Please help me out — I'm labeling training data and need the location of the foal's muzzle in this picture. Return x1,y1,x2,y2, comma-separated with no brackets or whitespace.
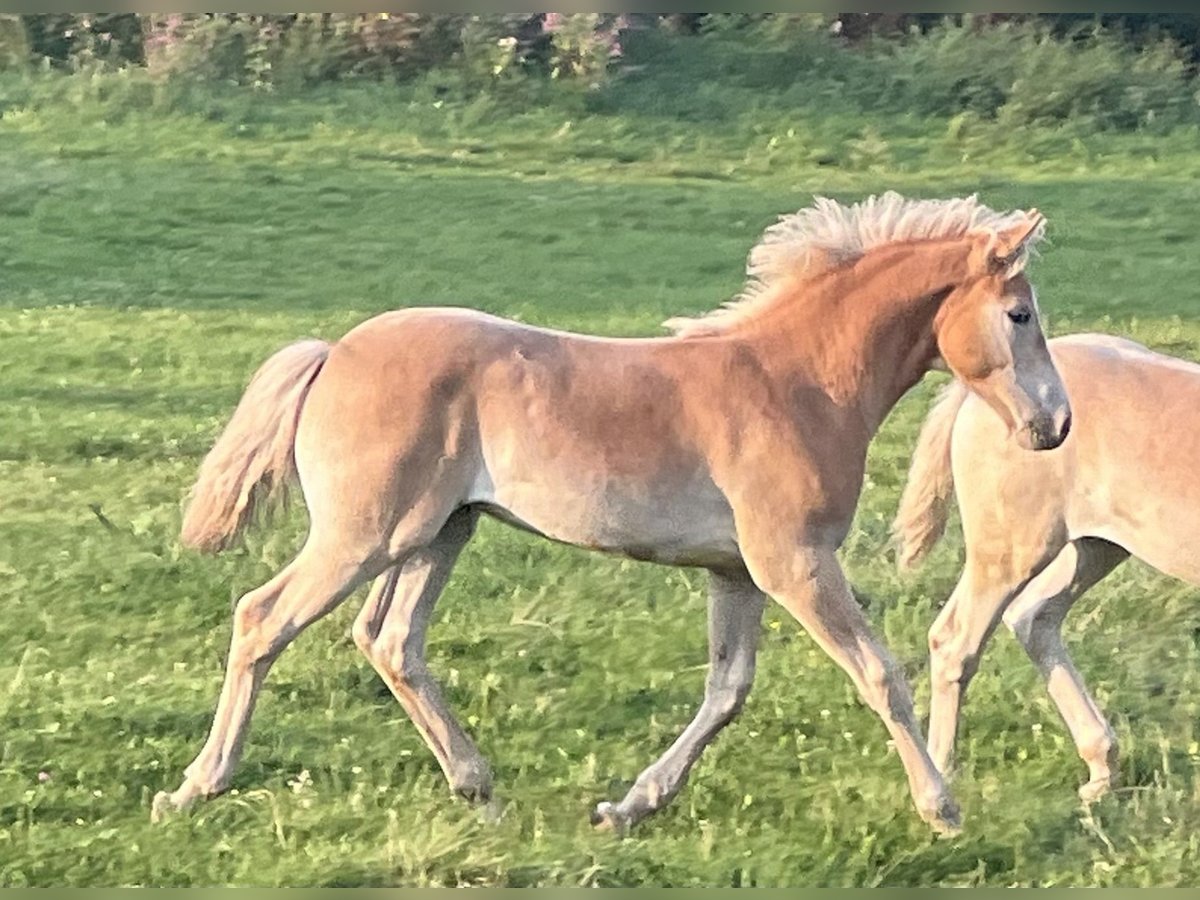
1022,406,1072,451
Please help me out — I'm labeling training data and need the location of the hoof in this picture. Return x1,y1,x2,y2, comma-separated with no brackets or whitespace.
450,763,494,806
150,789,193,824
477,796,504,825
919,794,962,837
590,801,632,836
1079,776,1113,804
455,783,492,806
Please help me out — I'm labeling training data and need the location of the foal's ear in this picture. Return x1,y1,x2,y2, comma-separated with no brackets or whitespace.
970,210,1046,275
993,210,1046,260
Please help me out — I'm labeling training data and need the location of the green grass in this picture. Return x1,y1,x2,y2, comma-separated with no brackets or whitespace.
4,85,1200,886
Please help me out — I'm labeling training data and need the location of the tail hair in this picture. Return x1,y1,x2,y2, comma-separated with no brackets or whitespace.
180,340,330,553
892,381,967,571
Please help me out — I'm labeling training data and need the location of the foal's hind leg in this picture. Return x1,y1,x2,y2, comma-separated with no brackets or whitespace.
591,569,766,832
352,509,493,804
1001,538,1128,802
152,537,385,821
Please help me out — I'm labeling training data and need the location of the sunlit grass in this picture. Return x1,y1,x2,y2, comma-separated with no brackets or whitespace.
2,86,1200,886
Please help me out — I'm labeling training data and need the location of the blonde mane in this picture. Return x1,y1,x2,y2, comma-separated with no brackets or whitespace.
664,191,1044,337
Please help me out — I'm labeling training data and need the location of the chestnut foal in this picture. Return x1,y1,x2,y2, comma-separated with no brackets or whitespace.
154,193,1067,834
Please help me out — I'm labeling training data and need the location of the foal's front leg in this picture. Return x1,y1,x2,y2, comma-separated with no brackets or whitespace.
592,570,766,832
748,544,960,834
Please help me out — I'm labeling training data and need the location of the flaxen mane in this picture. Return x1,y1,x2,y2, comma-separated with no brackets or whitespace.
664,191,1045,337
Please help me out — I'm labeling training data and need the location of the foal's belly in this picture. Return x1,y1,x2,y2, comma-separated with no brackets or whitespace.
468,464,742,570
1057,398,1200,582
1075,484,1200,585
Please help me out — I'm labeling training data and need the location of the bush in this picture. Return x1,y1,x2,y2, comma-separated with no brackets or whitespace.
140,14,472,89
20,13,142,69
888,18,1200,131
13,14,623,92
0,15,30,70
2,13,1198,135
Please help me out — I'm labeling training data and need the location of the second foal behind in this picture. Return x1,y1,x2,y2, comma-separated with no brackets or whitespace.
896,333,1200,802
154,193,1069,834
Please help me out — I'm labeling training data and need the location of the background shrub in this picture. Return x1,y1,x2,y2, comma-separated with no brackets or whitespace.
1,13,1197,135
889,18,1198,131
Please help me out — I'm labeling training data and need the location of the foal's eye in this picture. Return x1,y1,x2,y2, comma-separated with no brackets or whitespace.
1007,307,1032,325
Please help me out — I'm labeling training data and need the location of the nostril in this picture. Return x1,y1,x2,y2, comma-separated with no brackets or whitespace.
1027,412,1069,451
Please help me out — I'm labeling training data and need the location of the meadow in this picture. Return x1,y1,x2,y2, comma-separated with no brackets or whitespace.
3,71,1200,886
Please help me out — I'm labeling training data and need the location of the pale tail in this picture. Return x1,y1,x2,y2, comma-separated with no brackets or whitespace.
892,381,968,570
180,340,330,553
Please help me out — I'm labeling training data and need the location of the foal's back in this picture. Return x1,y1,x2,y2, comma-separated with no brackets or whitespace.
298,307,764,569
954,333,1200,581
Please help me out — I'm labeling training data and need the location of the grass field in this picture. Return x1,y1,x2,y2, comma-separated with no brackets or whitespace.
3,85,1200,887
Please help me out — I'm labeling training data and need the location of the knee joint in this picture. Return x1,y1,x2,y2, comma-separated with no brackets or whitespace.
716,681,752,720
231,594,281,663
709,665,754,719
378,636,425,686
928,635,976,687
1082,729,1118,766
351,618,376,657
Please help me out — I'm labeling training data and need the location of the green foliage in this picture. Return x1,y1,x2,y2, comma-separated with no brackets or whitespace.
11,14,609,92
587,21,1200,136
542,13,618,83
19,13,143,69
889,18,1200,131
139,14,467,90
4,14,1199,133
0,15,30,71
591,27,878,122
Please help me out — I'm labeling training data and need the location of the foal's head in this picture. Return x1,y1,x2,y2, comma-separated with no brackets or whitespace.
935,213,1071,451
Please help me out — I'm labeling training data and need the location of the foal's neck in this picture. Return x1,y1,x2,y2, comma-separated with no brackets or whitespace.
748,239,971,433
